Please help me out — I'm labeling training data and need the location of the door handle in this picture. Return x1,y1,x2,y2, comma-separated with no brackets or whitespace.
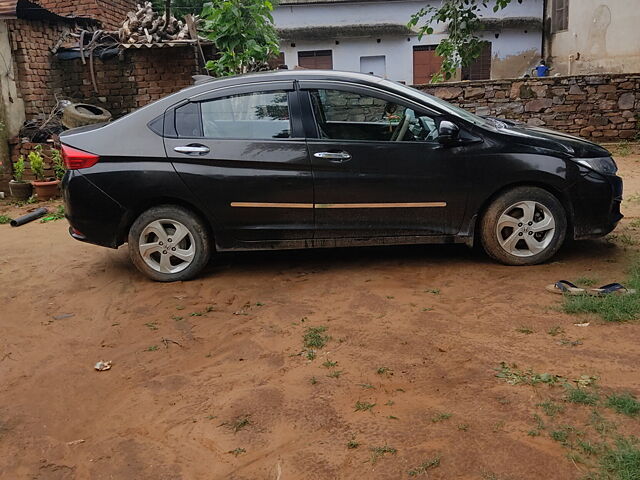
174,144,210,155
314,151,352,162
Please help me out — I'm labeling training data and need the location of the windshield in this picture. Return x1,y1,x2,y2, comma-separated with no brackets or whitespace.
387,81,493,128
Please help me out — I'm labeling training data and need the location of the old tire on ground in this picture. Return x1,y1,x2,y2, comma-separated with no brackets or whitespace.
480,186,567,266
61,103,112,129
128,205,211,282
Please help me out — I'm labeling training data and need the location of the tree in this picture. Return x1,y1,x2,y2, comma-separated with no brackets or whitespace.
200,0,280,77
408,0,522,83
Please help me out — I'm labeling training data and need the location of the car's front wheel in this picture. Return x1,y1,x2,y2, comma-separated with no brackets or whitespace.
480,186,567,266
128,205,211,281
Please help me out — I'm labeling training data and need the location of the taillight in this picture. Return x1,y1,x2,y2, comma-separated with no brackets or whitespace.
61,145,99,170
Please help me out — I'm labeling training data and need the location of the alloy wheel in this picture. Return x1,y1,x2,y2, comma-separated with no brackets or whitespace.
138,219,195,274
495,201,556,257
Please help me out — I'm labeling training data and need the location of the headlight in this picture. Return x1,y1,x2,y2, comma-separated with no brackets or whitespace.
576,157,618,175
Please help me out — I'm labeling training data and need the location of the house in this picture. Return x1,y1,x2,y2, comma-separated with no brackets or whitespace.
272,0,545,84
545,0,640,75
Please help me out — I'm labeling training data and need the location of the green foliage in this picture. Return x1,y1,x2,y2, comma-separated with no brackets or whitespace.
597,437,640,480
408,456,441,476
13,155,26,182
607,393,640,417
495,362,561,386
565,386,600,406
40,205,65,223
563,260,640,322
408,0,522,83
51,149,65,180
431,412,452,423
303,326,330,352
201,0,280,76
0,215,12,224
28,145,45,181
369,445,397,464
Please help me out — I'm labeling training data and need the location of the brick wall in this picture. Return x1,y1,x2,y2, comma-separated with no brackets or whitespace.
417,73,640,142
38,0,135,29
7,19,68,118
55,46,201,117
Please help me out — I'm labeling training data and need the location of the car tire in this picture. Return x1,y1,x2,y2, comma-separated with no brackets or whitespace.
480,186,567,266
128,205,211,282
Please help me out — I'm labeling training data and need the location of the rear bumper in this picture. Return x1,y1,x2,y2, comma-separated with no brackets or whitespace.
62,170,126,248
570,171,623,240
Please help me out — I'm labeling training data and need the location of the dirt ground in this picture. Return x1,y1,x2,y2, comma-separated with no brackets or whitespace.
1,154,640,480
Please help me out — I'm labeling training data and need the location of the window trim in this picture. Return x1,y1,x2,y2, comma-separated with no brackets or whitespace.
552,0,569,33
168,89,301,141
302,87,444,145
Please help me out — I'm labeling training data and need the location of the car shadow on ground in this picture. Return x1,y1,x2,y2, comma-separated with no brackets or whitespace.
101,237,619,282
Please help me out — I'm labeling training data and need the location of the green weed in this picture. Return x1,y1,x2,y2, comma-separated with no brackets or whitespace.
431,412,452,423
607,393,640,417
369,445,396,464
566,386,600,405
354,401,376,412
408,456,441,476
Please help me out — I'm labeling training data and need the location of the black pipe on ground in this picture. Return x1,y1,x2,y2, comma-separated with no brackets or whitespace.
10,208,48,227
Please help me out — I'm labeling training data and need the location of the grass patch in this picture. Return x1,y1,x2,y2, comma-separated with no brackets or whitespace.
431,412,452,423
303,326,330,359
515,326,534,334
144,322,159,331
327,370,343,379
597,437,640,480
0,215,11,224
538,400,566,417
224,416,251,433
575,277,598,287
377,366,391,375
607,393,640,417
354,401,376,412
347,438,359,449
548,325,565,336
566,386,600,405
369,445,396,464
495,362,561,386
562,261,640,322
408,456,441,476
228,447,246,456
322,360,337,368
40,205,65,223
144,345,159,352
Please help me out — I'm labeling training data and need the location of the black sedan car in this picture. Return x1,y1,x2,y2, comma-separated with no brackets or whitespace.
60,70,623,281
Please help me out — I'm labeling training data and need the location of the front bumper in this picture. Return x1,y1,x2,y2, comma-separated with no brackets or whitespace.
570,170,623,240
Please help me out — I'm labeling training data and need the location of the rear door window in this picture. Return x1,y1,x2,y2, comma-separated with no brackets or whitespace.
199,91,291,140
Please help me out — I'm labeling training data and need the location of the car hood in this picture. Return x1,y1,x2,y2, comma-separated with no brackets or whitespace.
490,120,611,158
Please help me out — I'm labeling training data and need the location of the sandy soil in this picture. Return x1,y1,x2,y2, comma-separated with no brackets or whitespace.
1,155,640,480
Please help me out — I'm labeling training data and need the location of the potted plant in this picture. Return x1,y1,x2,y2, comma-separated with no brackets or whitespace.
30,145,59,200
9,155,33,201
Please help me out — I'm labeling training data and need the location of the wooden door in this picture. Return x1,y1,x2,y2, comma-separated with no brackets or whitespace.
413,45,442,84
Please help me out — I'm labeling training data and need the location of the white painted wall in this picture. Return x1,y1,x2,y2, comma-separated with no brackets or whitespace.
274,0,544,83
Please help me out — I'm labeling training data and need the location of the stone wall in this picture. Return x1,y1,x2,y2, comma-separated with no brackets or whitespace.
416,73,640,142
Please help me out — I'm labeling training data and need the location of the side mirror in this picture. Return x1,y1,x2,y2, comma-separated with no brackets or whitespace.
438,120,460,144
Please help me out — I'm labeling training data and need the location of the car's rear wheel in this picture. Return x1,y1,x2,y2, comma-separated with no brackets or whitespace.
128,205,211,281
480,186,567,266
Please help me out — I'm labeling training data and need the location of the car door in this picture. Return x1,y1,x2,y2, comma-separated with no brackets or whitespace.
298,81,470,239
165,82,314,248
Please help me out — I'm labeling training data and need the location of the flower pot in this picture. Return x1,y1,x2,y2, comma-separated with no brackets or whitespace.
9,180,33,201
32,179,60,200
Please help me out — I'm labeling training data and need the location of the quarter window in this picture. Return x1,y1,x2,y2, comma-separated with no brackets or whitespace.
309,89,440,142
553,0,569,32
200,91,291,140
